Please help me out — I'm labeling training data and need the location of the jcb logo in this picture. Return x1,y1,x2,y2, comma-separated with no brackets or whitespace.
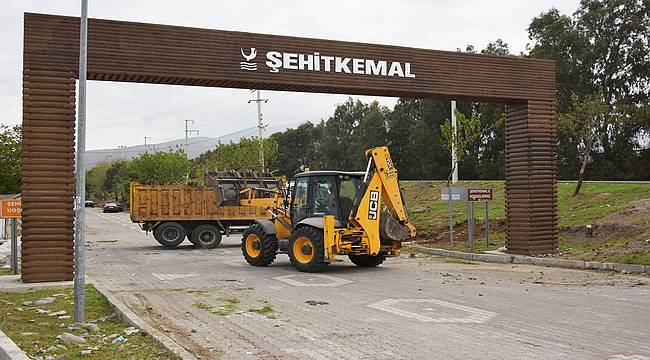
368,191,379,220
385,155,394,169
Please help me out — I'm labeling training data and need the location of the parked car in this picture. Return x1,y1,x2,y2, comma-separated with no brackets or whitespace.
84,200,95,207
102,202,123,213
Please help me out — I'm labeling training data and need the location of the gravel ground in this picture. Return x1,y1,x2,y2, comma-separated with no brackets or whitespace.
85,208,650,360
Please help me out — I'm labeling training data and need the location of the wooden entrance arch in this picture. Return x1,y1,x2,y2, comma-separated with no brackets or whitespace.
22,13,556,282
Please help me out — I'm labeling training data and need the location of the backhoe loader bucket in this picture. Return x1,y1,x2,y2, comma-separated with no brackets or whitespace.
204,169,278,206
379,209,412,243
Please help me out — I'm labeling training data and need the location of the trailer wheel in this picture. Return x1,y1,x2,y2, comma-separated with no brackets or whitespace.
241,224,277,266
348,253,386,267
289,226,328,273
153,222,186,248
191,224,222,249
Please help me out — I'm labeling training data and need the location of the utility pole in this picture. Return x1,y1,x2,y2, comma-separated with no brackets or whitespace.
184,120,199,158
248,90,268,172
144,136,151,153
451,100,459,184
73,0,88,324
118,145,126,160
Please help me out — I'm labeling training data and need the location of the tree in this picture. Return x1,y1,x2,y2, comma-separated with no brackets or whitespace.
0,124,21,194
86,162,111,201
272,122,324,176
192,137,278,177
559,93,611,195
127,151,191,187
104,160,129,201
528,0,650,179
440,108,481,244
441,108,482,186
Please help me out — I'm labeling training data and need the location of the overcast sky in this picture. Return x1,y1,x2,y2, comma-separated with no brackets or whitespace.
2,0,580,150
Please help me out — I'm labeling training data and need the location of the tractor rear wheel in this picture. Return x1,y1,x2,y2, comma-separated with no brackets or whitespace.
289,227,328,273
348,253,386,267
241,224,278,266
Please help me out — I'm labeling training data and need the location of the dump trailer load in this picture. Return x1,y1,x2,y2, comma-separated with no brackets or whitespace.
130,170,279,249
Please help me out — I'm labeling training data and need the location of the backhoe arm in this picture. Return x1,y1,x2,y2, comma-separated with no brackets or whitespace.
364,146,416,239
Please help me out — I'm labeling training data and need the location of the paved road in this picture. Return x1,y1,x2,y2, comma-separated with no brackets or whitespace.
85,209,650,360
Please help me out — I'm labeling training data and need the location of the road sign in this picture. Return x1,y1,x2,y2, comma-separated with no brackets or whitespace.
468,189,493,202
0,199,21,218
441,187,468,201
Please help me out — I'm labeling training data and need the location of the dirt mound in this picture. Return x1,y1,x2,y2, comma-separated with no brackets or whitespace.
599,198,650,225
569,198,650,238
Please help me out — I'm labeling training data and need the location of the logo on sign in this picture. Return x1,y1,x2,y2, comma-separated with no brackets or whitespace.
239,47,415,78
240,48,257,71
368,190,379,220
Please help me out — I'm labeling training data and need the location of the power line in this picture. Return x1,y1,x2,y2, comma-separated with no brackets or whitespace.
248,90,268,172
184,119,199,157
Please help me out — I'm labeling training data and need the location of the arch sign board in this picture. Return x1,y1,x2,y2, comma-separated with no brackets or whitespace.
22,13,557,282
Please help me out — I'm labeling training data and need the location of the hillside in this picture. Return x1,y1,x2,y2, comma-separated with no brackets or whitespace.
83,121,302,170
403,181,650,265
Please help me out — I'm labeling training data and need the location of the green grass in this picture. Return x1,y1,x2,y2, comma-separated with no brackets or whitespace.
0,285,176,359
194,297,240,316
247,305,276,319
403,181,650,264
598,251,650,265
0,268,14,276
403,181,650,230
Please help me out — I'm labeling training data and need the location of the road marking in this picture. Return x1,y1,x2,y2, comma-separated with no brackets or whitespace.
368,298,497,323
222,260,247,267
273,274,353,287
151,273,199,281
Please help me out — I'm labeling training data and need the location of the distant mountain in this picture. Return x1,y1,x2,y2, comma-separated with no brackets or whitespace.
84,121,303,170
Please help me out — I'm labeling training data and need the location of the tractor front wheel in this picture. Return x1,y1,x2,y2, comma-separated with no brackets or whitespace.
288,227,328,273
241,224,278,266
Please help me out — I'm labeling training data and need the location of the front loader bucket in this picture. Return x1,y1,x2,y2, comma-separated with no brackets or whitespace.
204,169,278,206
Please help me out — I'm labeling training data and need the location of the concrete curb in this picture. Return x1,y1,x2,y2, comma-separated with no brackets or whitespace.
0,330,30,360
92,282,198,360
413,246,650,274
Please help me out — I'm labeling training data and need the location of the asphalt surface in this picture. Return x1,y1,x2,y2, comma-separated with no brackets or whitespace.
85,208,650,360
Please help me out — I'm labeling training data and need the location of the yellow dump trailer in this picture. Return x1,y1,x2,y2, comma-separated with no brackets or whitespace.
130,183,274,249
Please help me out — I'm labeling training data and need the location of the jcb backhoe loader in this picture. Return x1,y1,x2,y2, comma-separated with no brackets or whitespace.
241,146,416,272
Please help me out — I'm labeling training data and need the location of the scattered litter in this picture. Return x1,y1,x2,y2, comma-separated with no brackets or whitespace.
58,315,71,320
83,323,100,333
20,332,36,336
111,335,126,344
51,293,62,298
60,332,86,345
48,310,67,317
22,301,33,306
36,309,51,314
103,333,119,341
91,312,116,323
123,327,139,336
45,346,58,352
33,297,55,306
305,300,329,306
80,350,92,356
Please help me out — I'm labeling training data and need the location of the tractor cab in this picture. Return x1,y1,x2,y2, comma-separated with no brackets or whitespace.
290,171,365,228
